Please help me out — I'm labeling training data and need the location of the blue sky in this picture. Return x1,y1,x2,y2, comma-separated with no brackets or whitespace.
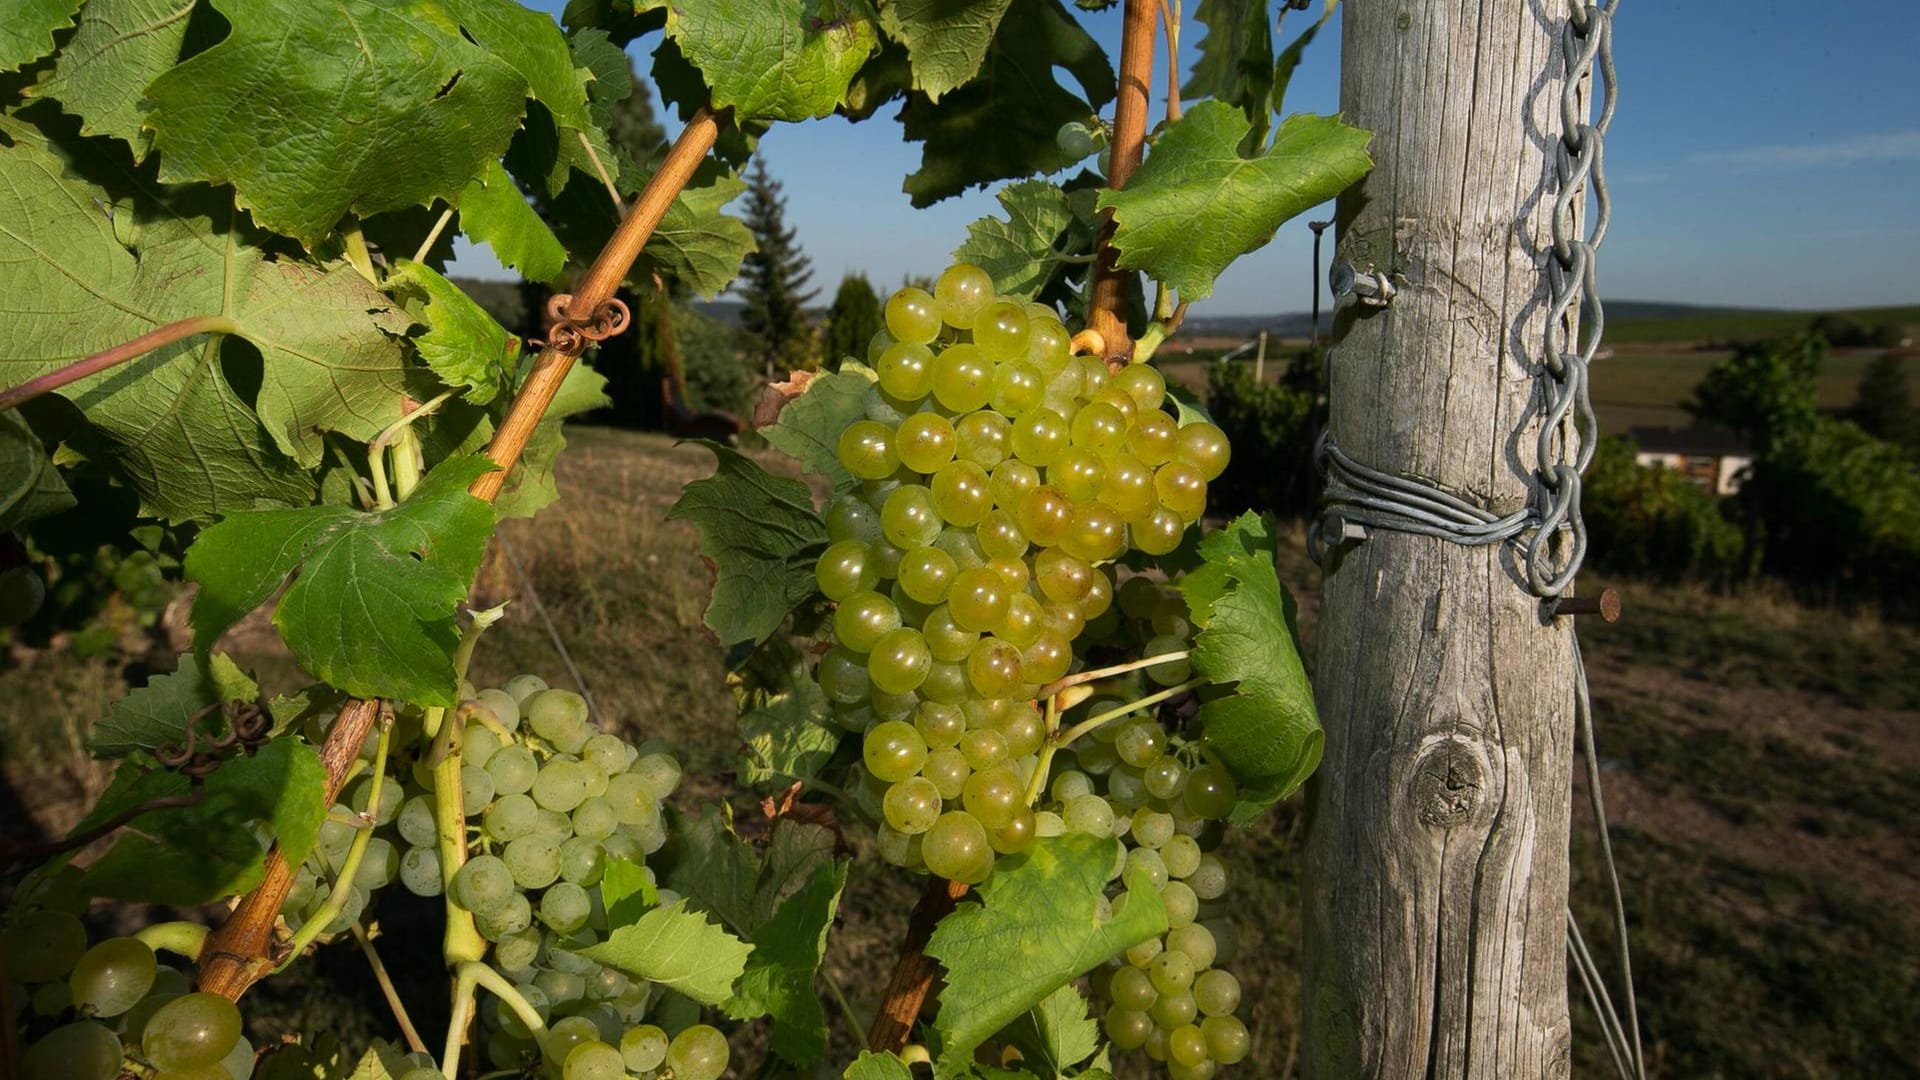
453,1,1920,315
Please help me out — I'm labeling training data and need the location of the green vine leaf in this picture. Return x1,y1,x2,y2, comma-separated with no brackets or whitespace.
600,859,661,928
953,179,1084,299
762,363,877,493
28,0,192,158
1001,983,1101,1079
926,834,1169,1076
184,455,497,707
0,0,80,72
0,122,412,521
1098,103,1372,300
456,159,569,284
441,0,609,199
144,0,533,247
900,0,1114,207
1182,0,1274,143
89,652,259,758
637,0,880,122
0,413,76,532
844,1052,915,1080
582,898,754,1007
738,671,843,787
724,860,848,1064
666,441,827,647
1271,0,1338,116
386,260,521,405
643,165,758,299
878,0,1014,102
1175,512,1321,820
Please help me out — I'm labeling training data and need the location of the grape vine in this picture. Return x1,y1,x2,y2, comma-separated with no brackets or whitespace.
1,0,1369,1078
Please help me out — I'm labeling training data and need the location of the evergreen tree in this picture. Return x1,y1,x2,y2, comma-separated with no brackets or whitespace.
822,273,882,366
1850,353,1918,456
736,158,818,375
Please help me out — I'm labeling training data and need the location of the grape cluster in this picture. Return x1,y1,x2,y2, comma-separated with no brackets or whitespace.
3,911,252,1080
822,263,1229,885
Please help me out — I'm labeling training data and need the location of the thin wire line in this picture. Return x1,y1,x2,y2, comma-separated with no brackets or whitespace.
496,535,605,730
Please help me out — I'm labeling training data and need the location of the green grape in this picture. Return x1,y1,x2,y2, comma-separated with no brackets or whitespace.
504,834,562,889
1130,409,1179,465
895,412,957,473
1052,769,1094,802
1016,486,1075,548
920,660,968,703
581,733,629,776
528,689,591,744
869,628,934,694
538,882,592,936
933,526,987,571
931,461,992,526
1131,807,1175,848
1092,385,1138,425
1155,460,1209,522
400,846,443,896
464,722,504,769
476,688,521,731
922,748,970,799
397,794,438,847
1169,1023,1210,1068
1040,600,1086,643
886,286,942,344
959,727,1009,770
1012,407,1071,466
1044,361,1084,409
1175,421,1232,480
23,1020,121,1080
1203,1014,1251,1063
1079,355,1111,394
1115,718,1167,767
620,1024,670,1073
988,460,1040,509
1063,793,1115,835
1110,363,1166,409
1027,313,1072,372
931,344,993,412
1108,765,1149,808
923,811,994,884
535,968,588,1006
894,546,956,604
629,751,683,800
572,796,618,840
143,993,241,1071
818,647,872,704
1020,631,1072,685
475,892,533,942
1143,757,1187,801
68,937,156,1017
877,341,936,400
868,328,898,364
1070,401,1128,452
826,493,884,543
960,764,1022,829
1161,833,1204,880
1149,988,1198,1029
666,1024,730,1080
954,410,1012,468
3,909,87,982
1035,548,1094,605
1128,847,1169,890
1035,810,1066,837
1132,507,1186,556
998,592,1044,647
1116,574,1162,617
558,836,607,886
883,776,943,834
452,854,515,914
1162,880,1200,927
935,263,994,328
349,774,402,825
1102,1008,1153,1051
1082,570,1114,618
961,695,1008,728
532,760,591,813
989,805,1037,854
947,567,1011,631
541,1015,601,1071
1192,967,1240,1018
605,774,661,827
461,764,496,811
922,605,980,662
1055,119,1098,161
1065,500,1127,562
1110,965,1157,1011
1097,452,1156,518
354,837,399,890
990,360,1045,416
398,1068,447,1080
872,685,920,723
1049,448,1103,502
504,673,549,703
487,744,539,796
881,486,942,549
965,637,1024,698
864,720,928,783
914,702,967,749
815,539,875,601
838,419,901,480
834,590,902,653
1184,765,1238,820
484,792,538,841
973,298,1031,361
533,807,572,838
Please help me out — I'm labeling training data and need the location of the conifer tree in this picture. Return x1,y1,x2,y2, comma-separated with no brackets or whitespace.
736,158,818,375
822,273,882,366
1852,352,1918,456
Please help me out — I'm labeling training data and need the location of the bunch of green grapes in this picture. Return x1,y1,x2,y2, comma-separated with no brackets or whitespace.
819,262,1229,885
3,910,253,1080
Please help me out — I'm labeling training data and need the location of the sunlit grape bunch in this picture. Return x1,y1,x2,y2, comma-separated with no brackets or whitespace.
816,262,1231,886
3,910,252,1080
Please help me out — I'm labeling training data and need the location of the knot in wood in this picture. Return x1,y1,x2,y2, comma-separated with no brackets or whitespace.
1412,738,1483,828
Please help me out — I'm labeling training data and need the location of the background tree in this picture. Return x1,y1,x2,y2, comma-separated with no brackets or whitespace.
822,273,882,366
1850,353,1918,457
736,158,818,376
1687,334,1824,454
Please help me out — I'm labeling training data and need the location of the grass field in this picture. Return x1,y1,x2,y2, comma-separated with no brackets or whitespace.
1602,305,1920,346
3,429,1914,1077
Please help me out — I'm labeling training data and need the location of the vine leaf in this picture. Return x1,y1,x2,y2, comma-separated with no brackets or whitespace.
900,0,1114,207
844,1052,915,1080
666,442,827,647
441,0,608,199
424,364,608,520
0,123,411,521
1175,512,1321,821
761,363,877,493
642,165,758,299
1181,0,1274,143
89,652,259,758
878,0,1015,101
723,860,848,1065
953,179,1085,299
738,667,843,787
926,834,1169,1076
637,0,879,122
74,738,327,905
0,413,76,532
1001,983,1101,1078
582,899,754,1007
456,159,569,284
28,0,194,158
600,859,661,928
386,260,521,405
0,0,80,72
144,0,532,247
1271,0,1338,116
1098,103,1372,300
184,455,497,707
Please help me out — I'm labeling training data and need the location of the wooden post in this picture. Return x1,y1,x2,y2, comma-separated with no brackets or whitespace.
1254,329,1269,384
1302,3,1579,1078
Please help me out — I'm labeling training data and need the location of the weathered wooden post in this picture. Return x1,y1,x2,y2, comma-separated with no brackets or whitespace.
1302,2,1584,1077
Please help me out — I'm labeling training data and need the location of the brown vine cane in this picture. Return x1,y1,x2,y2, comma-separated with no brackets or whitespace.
1084,0,1157,368
195,108,727,1002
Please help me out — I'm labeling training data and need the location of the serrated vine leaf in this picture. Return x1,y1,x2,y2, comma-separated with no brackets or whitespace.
637,0,879,122
666,442,827,646
900,0,1113,207
442,0,609,198
1098,103,1371,300
1002,983,1101,1078
1182,0,1273,135
1175,513,1321,820
879,0,1014,101
762,364,877,492
582,899,754,1006
144,0,532,247
739,674,843,786
724,860,848,1064
89,652,258,758
953,179,1082,299
644,166,757,299
0,125,412,520
185,456,497,707
0,0,79,72
926,834,1168,1075
344,1041,414,1080
0,413,76,531
600,859,661,927
387,261,521,404
457,159,568,283
77,738,326,904
29,0,193,158
845,1052,915,1080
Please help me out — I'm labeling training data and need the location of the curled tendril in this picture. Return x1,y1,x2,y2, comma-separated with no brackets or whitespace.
155,699,275,777
540,294,632,354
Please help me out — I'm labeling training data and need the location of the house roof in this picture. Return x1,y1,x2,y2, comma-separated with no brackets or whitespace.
1628,425,1750,456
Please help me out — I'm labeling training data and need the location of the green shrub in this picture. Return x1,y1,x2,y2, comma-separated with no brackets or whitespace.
1204,361,1317,517
1583,437,1748,582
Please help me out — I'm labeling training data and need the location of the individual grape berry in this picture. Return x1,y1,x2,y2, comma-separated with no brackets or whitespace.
895,412,957,473
1056,119,1099,161
452,854,516,914
965,637,1025,699
1175,421,1232,480
935,263,994,328
503,673,549,703
947,567,1011,632
988,460,1040,510
835,590,902,652
989,805,1037,854
1203,1014,1251,1064
933,526,987,571
886,286,942,344
487,743,538,796
1097,452,1156,519
1070,401,1128,452
620,1024,670,1072
960,764,1022,829
1193,967,1241,1017
923,811,993,884
1103,1008,1153,1050
869,628,934,694
1132,507,1187,556
922,604,980,662
973,298,1031,361
1065,500,1127,562
931,461,992,526
1112,362,1167,411
826,492,884,543
143,992,242,1072
1013,407,1071,467
1187,854,1231,902
1184,764,1238,820
68,937,156,1017
1034,548,1095,605
838,419,901,480
883,776,943,835
1050,448,1103,502
864,720,928,783
877,341,936,400
932,344,993,412
666,1024,730,1080
922,747,970,800
881,485,942,548
1020,630,1073,685
1169,1023,1211,1068
1017,486,1075,548
22,1020,121,1080
1149,988,1198,1028
400,845,443,896
816,539,875,601
1110,965,1157,1011
991,360,1045,416
998,592,1045,647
